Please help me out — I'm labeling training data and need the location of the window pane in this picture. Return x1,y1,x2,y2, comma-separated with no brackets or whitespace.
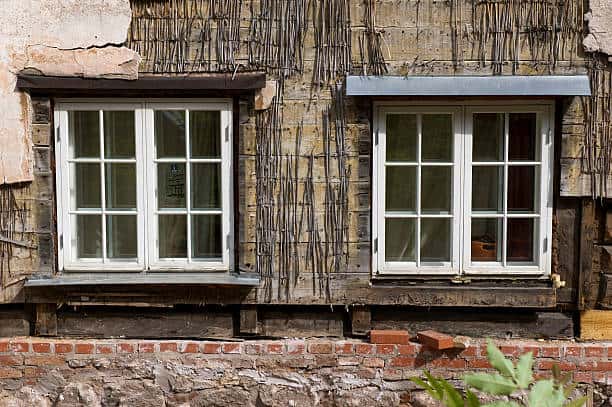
105,163,136,210
422,114,453,162
69,111,99,158
471,218,502,262
386,114,417,162
106,215,137,259
507,218,535,262
192,215,222,259
74,163,101,209
385,166,416,212
75,215,102,259
155,110,185,158
159,215,187,258
158,163,186,209
421,166,451,214
473,113,504,162
509,113,537,161
104,111,135,158
472,166,503,213
385,218,416,262
421,218,450,262
191,163,221,209
190,111,221,158
508,166,536,213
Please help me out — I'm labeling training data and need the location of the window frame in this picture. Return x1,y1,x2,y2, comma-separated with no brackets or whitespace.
54,99,233,273
372,100,554,278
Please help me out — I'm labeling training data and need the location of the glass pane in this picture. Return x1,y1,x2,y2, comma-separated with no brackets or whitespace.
192,215,222,259
471,218,502,262
74,163,101,209
385,166,416,212
155,110,185,158
159,215,187,258
473,113,504,162
191,163,221,209
158,163,186,209
472,166,503,213
105,163,136,210
509,113,537,161
75,215,102,259
106,215,137,259
190,111,221,158
421,167,452,214
420,218,450,262
386,114,417,162
104,111,135,158
69,111,99,158
385,218,416,262
508,166,536,213
422,114,453,162
507,218,535,262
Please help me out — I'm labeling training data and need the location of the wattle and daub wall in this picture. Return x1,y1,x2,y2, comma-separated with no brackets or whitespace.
0,0,611,326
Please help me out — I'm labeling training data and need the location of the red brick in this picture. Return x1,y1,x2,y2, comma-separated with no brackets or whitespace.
308,342,332,354
357,367,377,379
389,357,416,368
96,344,114,354
355,343,374,355
382,368,403,381
429,358,467,369
24,355,65,367
117,343,135,353
0,355,22,366
522,345,540,357
11,342,29,353
159,342,178,353
362,357,385,368
139,343,155,353
202,343,221,354
564,345,581,357
0,342,8,353
286,341,305,355
538,360,575,371
0,367,22,379
459,345,477,357
32,343,51,353
540,346,560,358
222,343,241,354
500,345,519,357
338,356,360,366
417,331,454,350
182,343,200,353
584,346,604,357
266,343,284,354
75,343,94,354
573,372,593,383
468,359,492,369
398,344,418,356
244,343,262,354
54,343,73,354
370,330,410,345
593,372,606,383
376,344,395,355
335,343,354,354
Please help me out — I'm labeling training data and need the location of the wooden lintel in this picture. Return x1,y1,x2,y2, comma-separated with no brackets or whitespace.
350,305,371,336
35,303,57,336
580,310,612,340
239,306,258,335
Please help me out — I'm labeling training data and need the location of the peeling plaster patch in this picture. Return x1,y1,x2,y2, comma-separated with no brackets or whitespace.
584,0,612,56
0,0,135,185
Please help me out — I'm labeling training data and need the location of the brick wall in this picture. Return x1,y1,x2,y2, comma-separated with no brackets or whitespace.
0,337,610,406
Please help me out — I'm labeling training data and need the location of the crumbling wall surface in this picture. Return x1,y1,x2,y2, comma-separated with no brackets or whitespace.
0,337,610,406
584,0,612,56
0,0,138,185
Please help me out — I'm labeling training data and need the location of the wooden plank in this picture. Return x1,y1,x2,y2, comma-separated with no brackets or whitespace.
598,272,612,309
350,305,371,336
0,308,30,337
259,310,343,337
578,199,596,310
35,303,57,336
57,309,233,338
239,306,258,335
580,310,612,340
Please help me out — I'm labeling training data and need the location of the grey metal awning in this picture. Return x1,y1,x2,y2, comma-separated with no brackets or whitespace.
24,272,260,287
346,75,591,96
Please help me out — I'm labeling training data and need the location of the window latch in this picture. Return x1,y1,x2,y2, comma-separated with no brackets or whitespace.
59,234,63,250
225,126,229,142
374,237,378,253
375,128,379,146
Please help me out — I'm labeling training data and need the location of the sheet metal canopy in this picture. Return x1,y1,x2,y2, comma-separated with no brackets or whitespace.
24,273,260,287
345,75,591,96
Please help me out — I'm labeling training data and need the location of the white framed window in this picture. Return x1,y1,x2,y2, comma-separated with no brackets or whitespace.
373,102,553,277
55,100,233,272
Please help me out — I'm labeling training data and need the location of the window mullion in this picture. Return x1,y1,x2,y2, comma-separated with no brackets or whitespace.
99,109,108,264
186,109,192,263
416,114,422,267
502,113,509,268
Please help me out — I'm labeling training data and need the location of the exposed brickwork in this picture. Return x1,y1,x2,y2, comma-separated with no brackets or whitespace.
417,330,455,350
370,330,410,345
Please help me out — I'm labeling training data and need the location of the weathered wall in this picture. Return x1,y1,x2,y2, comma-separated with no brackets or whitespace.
0,337,610,406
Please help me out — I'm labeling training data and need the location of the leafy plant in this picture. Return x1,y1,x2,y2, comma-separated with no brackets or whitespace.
410,339,587,407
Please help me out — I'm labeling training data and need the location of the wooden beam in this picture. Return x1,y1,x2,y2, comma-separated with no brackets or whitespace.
578,199,596,310
350,305,371,336
580,310,612,340
35,303,57,336
239,306,258,336
258,310,343,337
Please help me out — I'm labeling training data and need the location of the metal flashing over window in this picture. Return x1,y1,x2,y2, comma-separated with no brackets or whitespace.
346,75,591,97
24,273,260,287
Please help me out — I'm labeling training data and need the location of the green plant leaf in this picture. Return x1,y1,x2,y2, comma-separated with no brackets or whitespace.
552,364,561,381
465,389,481,407
529,379,556,407
562,382,577,398
482,402,521,407
486,339,516,380
424,371,445,400
515,351,534,389
410,376,440,401
439,379,464,407
464,373,517,395
564,396,587,407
